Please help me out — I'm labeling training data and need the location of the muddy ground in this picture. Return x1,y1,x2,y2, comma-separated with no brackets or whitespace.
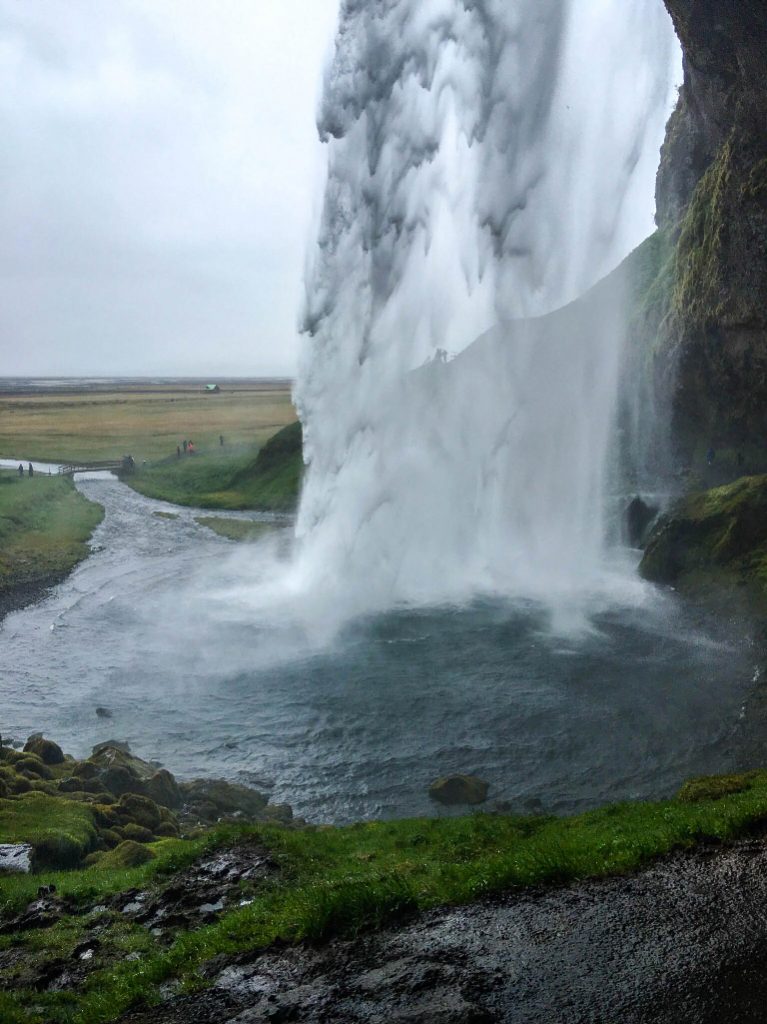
121,838,767,1024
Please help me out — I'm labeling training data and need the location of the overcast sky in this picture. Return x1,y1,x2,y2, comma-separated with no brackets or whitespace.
0,0,339,377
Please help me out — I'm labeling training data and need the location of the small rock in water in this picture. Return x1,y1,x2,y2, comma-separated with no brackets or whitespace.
0,843,33,874
95,707,113,719
428,774,489,806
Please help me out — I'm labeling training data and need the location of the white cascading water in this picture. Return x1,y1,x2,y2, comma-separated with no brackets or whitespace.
290,0,680,624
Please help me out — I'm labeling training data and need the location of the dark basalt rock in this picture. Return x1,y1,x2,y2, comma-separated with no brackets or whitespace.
625,496,659,549
654,0,767,462
428,775,489,807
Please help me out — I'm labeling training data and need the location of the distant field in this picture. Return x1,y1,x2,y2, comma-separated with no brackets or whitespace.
0,382,297,464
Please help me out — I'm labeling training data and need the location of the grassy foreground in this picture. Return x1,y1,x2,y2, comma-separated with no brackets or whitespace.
3,768,767,1022
0,472,103,599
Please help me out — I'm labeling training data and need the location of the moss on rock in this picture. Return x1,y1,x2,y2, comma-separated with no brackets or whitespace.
22,736,65,766
640,475,767,591
100,839,156,869
0,792,97,868
678,772,765,803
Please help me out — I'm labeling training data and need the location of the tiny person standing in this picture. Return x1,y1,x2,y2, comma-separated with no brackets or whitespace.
17,463,23,477
28,462,34,477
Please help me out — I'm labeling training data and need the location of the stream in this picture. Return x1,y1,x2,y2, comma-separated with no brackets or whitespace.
0,474,765,824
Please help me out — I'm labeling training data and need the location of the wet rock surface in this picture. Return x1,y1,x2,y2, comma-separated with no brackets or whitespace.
0,842,32,873
121,838,767,1024
112,840,276,933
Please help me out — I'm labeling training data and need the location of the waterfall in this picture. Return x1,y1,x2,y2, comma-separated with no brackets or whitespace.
293,0,680,620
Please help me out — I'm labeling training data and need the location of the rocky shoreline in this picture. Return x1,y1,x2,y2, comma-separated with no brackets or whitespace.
0,734,298,876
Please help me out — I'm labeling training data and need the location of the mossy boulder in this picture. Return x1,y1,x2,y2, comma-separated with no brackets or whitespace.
145,769,182,810
100,840,156,869
0,792,97,868
116,793,163,832
89,746,183,812
100,828,123,848
428,775,489,807
23,737,65,766
640,475,767,588
179,778,268,821
118,823,155,844
13,755,53,780
154,821,180,838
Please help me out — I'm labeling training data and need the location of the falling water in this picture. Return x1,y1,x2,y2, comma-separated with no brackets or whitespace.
293,0,680,621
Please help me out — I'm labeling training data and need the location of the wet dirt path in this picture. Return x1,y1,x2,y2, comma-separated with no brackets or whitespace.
123,837,767,1023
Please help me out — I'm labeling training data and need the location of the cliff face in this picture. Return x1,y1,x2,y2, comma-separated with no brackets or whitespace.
655,0,767,465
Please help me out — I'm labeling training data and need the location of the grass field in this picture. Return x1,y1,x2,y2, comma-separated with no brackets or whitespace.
0,471,104,594
0,383,297,464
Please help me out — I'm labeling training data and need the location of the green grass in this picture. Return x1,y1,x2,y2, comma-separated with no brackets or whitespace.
126,422,303,513
0,472,104,592
7,774,767,1022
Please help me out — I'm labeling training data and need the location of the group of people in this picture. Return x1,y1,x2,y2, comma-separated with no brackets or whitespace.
175,435,225,458
17,463,33,477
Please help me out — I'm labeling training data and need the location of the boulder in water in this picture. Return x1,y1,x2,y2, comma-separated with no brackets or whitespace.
428,775,489,806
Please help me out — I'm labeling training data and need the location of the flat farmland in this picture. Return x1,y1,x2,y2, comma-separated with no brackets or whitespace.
0,381,297,463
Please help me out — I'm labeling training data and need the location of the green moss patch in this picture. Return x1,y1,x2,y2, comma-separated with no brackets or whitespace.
194,517,274,542
640,474,767,591
673,136,732,329
0,792,97,869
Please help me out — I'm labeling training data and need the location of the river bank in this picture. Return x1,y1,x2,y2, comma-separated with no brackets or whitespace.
0,472,104,623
